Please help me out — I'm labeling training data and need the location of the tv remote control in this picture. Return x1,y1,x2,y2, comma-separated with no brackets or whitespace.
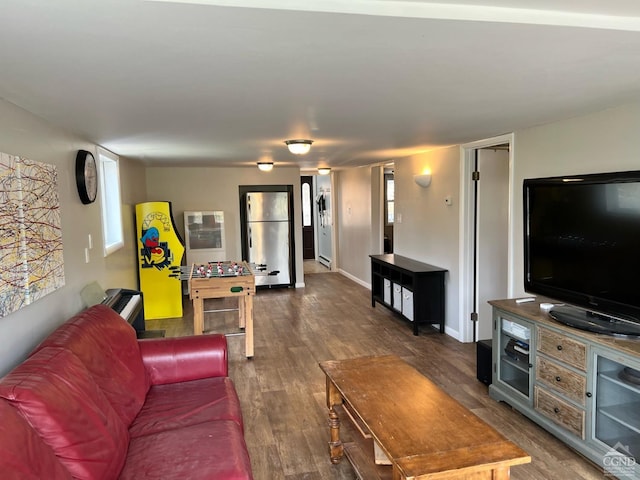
515,297,535,304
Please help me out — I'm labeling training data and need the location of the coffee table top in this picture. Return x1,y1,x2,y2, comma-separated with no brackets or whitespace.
320,355,530,478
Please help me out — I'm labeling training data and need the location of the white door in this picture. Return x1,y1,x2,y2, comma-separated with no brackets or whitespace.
476,148,510,340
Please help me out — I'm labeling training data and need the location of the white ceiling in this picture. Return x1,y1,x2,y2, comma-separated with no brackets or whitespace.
2,1,640,170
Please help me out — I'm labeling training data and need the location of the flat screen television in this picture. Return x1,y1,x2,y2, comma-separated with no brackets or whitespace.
523,170,640,336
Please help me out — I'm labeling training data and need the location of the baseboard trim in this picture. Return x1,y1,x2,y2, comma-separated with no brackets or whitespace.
338,269,371,290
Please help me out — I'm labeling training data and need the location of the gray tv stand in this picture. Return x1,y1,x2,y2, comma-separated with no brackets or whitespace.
489,298,640,478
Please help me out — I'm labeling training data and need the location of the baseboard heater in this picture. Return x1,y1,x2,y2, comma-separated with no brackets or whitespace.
319,255,331,268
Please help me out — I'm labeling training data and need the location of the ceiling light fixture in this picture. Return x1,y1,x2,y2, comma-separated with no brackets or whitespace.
257,162,274,172
317,167,331,175
285,139,313,155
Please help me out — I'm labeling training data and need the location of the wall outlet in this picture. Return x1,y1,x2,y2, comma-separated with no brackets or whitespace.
444,196,453,206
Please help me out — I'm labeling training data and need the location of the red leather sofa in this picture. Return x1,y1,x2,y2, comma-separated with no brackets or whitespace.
0,304,253,480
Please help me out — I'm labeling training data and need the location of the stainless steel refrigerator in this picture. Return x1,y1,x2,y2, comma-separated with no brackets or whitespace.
241,189,294,288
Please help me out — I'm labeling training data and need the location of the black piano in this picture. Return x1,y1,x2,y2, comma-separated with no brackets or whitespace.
102,288,164,338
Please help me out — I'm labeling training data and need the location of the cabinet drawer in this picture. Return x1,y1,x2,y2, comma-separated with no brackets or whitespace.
392,283,402,312
383,279,391,305
401,287,414,322
537,327,587,371
536,356,586,406
534,386,585,439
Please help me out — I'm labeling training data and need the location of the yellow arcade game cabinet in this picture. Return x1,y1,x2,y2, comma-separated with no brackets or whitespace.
135,201,184,319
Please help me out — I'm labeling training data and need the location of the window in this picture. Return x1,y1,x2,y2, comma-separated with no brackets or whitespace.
302,183,312,227
385,174,394,225
98,148,124,256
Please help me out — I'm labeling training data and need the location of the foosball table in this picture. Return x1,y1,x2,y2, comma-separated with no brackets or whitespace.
184,261,255,358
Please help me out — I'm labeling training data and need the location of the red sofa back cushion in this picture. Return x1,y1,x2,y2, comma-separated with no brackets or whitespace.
35,304,150,425
0,399,72,480
0,347,129,480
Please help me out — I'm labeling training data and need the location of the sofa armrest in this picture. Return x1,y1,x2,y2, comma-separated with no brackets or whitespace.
138,334,228,385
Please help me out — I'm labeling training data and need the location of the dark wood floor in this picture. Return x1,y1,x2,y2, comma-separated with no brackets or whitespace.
147,272,605,480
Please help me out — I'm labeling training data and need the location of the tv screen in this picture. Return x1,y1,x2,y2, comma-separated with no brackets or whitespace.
524,170,640,335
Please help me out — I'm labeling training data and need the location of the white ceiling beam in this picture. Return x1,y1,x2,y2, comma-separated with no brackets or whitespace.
145,0,640,31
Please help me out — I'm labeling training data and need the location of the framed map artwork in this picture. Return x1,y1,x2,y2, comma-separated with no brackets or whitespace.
0,152,65,317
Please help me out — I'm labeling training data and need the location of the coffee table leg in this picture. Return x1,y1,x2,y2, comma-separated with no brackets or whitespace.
326,378,343,463
328,406,343,464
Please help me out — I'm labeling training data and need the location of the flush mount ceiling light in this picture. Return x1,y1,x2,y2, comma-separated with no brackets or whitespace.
257,162,274,172
317,167,331,175
285,139,313,155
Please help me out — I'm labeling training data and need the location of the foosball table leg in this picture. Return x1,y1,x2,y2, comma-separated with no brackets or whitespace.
193,297,204,335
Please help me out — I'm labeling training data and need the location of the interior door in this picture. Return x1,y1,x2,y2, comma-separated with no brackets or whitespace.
475,147,510,340
301,176,315,260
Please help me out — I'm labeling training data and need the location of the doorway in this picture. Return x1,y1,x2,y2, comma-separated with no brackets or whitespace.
301,176,315,260
301,173,333,274
461,134,513,342
383,168,394,253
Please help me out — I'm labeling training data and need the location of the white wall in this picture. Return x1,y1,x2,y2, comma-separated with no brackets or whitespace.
145,166,305,286
0,99,146,376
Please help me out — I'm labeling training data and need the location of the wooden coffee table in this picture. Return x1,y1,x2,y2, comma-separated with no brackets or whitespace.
319,355,530,479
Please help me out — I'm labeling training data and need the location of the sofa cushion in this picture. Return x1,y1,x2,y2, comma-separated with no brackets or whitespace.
35,304,150,425
0,347,128,480
129,377,244,438
138,334,228,385
0,399,72,480
119,420,253,480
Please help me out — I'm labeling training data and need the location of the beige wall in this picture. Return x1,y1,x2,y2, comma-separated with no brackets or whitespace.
335,167,373,283
145,166,305,286
394,147,462,337
0,99,146,376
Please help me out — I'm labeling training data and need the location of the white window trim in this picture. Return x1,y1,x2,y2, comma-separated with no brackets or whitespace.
97,147,124,256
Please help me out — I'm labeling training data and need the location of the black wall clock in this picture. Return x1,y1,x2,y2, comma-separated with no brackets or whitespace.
75,150,98,204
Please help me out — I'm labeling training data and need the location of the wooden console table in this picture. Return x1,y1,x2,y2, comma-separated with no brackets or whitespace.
370,254,446,335
320,355,530,479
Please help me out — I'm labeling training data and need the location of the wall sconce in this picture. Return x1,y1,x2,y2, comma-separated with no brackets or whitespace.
285,139,313,155
257,162,274,172
317,167,331,175
413,172,432,188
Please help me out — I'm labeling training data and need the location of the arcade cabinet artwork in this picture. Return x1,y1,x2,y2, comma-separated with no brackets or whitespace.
135,201,185,319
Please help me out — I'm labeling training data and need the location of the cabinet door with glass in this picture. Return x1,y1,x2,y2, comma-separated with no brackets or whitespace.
591,348,640,478
495,312,533,400
184,211,226,265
